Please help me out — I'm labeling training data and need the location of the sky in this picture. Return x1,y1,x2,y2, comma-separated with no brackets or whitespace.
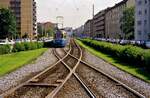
36,0,122,28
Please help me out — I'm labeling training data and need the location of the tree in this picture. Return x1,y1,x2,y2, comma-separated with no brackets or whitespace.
120,7,135,40
0,8,17,39
37,24,43,36
22,33,29,38
46,28,54,37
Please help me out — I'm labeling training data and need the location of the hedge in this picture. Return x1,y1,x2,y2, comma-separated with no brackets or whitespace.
0,41,54,55
13,42,44,52
0,45,11,55
80,39,150,70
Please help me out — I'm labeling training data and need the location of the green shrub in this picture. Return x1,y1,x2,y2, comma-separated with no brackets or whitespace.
79,39,150,70
0,42,44,55
143,50,150,70
13,43,26,52
13,42,44,52
37,42,44,48
30,42,37,50
0,45,11,55
24,42,32,50
122,46,143,65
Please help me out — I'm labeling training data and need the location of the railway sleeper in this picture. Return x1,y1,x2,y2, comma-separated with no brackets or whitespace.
56,79,64,83
29,78,39,83
25,83,60,87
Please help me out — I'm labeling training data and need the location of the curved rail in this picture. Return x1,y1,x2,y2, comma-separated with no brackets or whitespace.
67,40,146,98
0,39,145,98
46,39,96,98
0,46,72,98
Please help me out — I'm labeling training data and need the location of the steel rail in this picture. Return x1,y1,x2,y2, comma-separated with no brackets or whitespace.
59,54,96,98
66,40,146,98
46,40,96,98
0,46,71,98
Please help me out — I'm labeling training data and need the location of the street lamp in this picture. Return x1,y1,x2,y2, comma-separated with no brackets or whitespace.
90,0,95,17
90,0,95,39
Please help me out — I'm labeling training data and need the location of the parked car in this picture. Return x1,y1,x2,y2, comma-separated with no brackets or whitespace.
130,40,136,45
15,39,22,43
120,40,130,45
24,38,31,42
0,39,15,45
135,40,145,46
145,41,150,48
32,39,37,42
115,39,121,44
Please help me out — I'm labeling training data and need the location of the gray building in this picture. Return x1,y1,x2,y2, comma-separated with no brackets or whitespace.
135,0,150,41
105,0,135,39
84,19,93,38
93,10,106,38
73,25,84,37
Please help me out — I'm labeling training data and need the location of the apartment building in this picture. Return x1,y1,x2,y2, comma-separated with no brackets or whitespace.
105,0,135,39
37,22,56,35
43,22,55,32
93,10,106,38
84,19,93,38
0,0,37,38
135,0,150,41
73,25,84,37
0,0,10,8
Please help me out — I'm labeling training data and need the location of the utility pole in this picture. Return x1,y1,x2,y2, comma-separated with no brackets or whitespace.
42,24,44,37
92,3,95,39
93,4,94,18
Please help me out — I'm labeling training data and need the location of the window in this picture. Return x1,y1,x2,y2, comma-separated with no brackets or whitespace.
145,0,147,4
144,30,147,34
145,9,147,15
138,10,142,15
137,20,142,25
144,20,147,25
138,0,142,5
138,30,142,35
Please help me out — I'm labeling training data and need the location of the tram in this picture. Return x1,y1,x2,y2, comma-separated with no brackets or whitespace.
53,29,67,47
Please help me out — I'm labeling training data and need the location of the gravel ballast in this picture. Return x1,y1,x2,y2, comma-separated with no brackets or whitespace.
83,49,150,98
56,48,66,58
76,63,138,98
55,76,90,98
0,49,57,94
6,86,54,98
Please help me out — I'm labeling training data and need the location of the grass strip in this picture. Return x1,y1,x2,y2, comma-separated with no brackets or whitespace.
0,48,48,76
76,40,150,83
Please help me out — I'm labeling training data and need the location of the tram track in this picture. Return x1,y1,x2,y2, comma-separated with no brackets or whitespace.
57,39,146,98
0,46,71,98
49,40,96,98
0,39,146,98
66,39,145,98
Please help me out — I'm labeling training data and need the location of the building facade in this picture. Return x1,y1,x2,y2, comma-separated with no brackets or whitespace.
135,0,150,41
37,22,56,36
84,19,93,38
73,25,84,37
0,0,10,8
105,0,135,39
93,10,106,38
0,0,37,38
43,22,55,32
